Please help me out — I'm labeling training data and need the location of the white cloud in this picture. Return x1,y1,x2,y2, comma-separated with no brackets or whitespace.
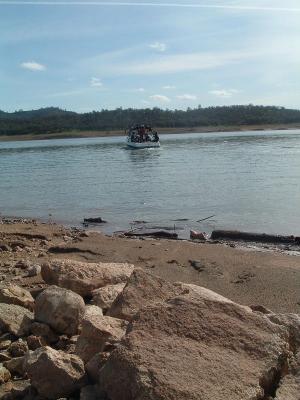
209,89,240,98
21,61,46,71
90,77,103,87
149,94,171,103
163,85,176,90
149,42,167,52
176,94,197,100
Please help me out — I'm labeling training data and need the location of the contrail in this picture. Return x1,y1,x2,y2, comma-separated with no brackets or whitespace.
0,1,300,13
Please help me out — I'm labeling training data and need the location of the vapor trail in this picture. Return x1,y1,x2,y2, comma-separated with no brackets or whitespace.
0,1,300,12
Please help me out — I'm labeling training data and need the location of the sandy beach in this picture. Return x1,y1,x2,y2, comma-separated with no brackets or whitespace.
1,218,300,314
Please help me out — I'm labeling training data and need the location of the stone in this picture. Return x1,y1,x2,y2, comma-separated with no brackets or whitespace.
275,351,300,399
80,385,106,400
14,260,30,270
26,265,41,277
76,306,128,364
91,283,126,312
108,268,183,321
8,339,28,357
189,230,207,240
267,313,300,350
0,304,33,337
3,356,25,376
26,335,46,351
0,285,35,311
0,340,11,351
0,364,11,384
35,286,85,336
41,259,134,297
30,322,59,344
100,280,290,400
86,352,110,383
25,346,86,399
0,352,11,362
6,379,32,399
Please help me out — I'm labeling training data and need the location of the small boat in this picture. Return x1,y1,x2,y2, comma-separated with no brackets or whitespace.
126,124,160,148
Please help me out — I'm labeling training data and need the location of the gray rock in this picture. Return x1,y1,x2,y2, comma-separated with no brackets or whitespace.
0,304,33,337
35,286,85,336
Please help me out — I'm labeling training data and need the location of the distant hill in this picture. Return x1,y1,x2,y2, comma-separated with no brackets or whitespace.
1,105,300,136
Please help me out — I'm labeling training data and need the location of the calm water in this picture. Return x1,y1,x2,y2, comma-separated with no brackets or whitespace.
1,130,300,237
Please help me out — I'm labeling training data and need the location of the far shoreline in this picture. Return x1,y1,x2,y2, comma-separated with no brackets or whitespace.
0,123,300,142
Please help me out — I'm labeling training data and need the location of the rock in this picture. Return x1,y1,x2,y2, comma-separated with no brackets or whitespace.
250,305,273,314
108,269,183,321
9,379,31,399
26,335,46,351
0,243,11,252
0,304,33,337
0,352,11,362
41,259,135,297
100,281,290,400
80,385,106,400
275,350,300,399
188,259,205,272
76,306,128,363
3,356,25,376
0,340,11,351
83,217,106,224
8,339,28,357
190,230,207,240
0,364,11,384
86,352,110,382
267,313,300,350
30,322,59,345
91,283,126,312
26,265,41,277
0,285,35,311
14,260,30,269
35,286,85,336
124,230,178,239
25,346,86,399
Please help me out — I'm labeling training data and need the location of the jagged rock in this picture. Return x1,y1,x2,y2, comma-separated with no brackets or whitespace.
8,339,28,357
26,335,46,351
6,379,32,399
275,351,300,399
108,269,183,321
0,304,33,337
0,340,11,351
0,364,11,384
25,346,86,399
0,352,11,362
86,352,110,383
35,286,85,336
91,283,126,312
3,356,25,376
41,259,134,297
267,313,300,350
30,322,59,344
0,285,35,311
76,306,128,363
100,281,290,400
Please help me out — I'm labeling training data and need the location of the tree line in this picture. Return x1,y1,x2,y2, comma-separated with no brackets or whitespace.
1,105,300,136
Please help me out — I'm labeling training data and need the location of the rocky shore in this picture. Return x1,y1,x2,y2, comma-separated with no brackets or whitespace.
0,218,300,399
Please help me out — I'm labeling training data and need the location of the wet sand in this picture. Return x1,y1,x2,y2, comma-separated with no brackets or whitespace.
1,218,300,313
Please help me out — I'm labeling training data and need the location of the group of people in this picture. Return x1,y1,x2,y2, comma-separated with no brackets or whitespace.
129,125,159,143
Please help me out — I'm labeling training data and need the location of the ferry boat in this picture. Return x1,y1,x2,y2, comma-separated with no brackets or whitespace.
126,125,160,148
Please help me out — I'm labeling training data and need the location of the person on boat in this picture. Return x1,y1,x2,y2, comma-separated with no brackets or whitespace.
153,132,159,142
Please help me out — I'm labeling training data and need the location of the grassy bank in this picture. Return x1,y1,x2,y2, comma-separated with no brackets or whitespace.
0,123,300,142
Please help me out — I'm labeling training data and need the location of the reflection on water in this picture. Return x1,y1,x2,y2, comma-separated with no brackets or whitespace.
0,129,300,237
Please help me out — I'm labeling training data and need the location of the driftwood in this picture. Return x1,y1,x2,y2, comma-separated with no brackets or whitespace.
210,230,295,244
124,230,178,239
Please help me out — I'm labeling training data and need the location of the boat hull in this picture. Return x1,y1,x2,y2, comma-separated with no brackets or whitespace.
127,141,160,149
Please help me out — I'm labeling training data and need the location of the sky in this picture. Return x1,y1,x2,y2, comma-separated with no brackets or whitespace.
0,0,300,112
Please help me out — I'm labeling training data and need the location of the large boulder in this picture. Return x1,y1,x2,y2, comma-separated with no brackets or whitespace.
0,284,35,311
267,313,300,350
35,286,85,336
91,283,126,312
100,282,290,400
76,306,128,363
0,304,33,337
25,346,86,399
41,259,135,297
108,269,183,321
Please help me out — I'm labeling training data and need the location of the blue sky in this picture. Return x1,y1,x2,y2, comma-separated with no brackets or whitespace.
1,0,300,112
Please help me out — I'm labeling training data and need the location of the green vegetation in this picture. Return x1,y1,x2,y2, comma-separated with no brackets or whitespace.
1,105,300,136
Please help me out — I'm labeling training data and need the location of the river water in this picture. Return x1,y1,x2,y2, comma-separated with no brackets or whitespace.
0,130,300,237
